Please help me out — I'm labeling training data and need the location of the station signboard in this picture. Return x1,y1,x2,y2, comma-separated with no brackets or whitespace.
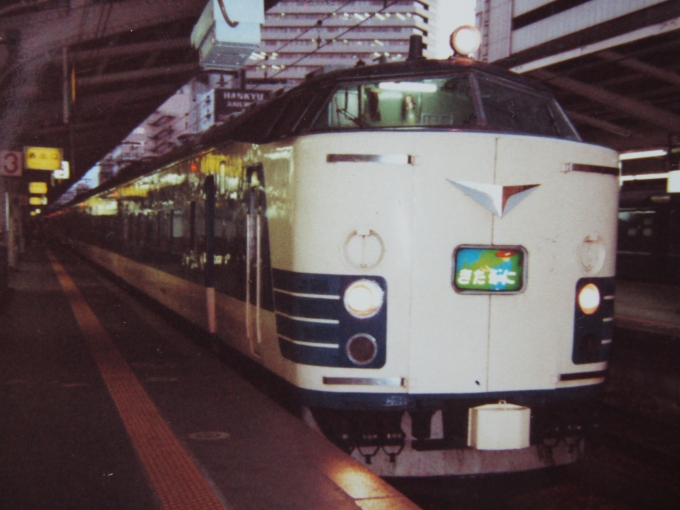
29,196,48,206
214,89,270,121
54,161,70,180
0,151,23,177
24,146,63,171
29,182,48,194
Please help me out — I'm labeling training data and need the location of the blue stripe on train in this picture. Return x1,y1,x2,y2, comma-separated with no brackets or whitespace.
278,337,341,367
272,269,387,368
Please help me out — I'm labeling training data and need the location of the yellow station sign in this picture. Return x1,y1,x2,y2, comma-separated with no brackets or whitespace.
29,196,48,206
29,182,48,194
24,146,63,171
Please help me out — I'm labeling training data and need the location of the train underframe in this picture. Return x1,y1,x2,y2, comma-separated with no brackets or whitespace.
303,390,601,476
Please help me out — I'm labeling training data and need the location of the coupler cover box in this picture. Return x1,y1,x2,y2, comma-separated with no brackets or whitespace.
467,401,531,450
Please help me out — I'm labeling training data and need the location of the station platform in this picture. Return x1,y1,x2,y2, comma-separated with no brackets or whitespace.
615,279,680,336
0,246,418,510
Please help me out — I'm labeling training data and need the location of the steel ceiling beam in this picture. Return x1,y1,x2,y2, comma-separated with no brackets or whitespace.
0,0,202,60
25,83,181,131
69,38,191,63
77,63,198,87
532,69,680,133
566,110,632,138
597,50,680,88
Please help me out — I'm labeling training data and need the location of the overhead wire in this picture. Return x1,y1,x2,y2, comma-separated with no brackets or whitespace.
244,0,405,87
119,1,407,150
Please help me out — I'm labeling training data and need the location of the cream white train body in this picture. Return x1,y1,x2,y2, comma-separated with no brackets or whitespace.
51,58,619,476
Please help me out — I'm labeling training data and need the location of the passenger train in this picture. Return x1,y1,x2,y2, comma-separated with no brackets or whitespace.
48,34,619,476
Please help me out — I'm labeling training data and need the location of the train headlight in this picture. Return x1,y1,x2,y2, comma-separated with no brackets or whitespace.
578,283,601,315
450,25,482,57
346,334,378,365
343,279,384,319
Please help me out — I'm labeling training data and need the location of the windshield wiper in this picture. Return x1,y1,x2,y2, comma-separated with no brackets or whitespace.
336,108,369,128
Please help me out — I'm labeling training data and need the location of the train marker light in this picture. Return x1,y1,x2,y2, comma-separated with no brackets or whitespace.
346,334,378,365
578,283,600,315
450,26,482,58
344,279,384,319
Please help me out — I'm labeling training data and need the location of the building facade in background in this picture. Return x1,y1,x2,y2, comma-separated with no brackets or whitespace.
64,0,439,199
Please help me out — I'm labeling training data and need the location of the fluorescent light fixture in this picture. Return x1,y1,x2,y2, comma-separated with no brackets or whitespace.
619,149,667,160
668,170,680,193
619,172,669,182
379,82,437,93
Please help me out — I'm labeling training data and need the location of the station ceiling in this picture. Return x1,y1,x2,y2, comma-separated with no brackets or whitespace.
0,0,279,203
1,0,678,203
497,1,680,158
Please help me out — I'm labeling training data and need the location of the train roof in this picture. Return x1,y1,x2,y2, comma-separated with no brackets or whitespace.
54,57,570,210
301,56,550,91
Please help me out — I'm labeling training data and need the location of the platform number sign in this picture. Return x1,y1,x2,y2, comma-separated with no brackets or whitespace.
0,151,23,177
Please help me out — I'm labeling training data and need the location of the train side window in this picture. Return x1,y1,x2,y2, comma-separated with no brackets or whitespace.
189,201,196,249
172,210,183,239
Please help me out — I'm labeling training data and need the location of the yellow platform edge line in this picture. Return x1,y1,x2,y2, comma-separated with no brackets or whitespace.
47,251,225,510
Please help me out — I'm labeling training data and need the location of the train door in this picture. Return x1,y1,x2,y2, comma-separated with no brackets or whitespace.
246,164,265,357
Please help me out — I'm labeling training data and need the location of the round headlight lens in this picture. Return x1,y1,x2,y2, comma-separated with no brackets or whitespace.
578,283,601,315
343,279,384,319
450,25,482,57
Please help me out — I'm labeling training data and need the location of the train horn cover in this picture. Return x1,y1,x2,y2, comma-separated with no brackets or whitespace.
450,25,482,58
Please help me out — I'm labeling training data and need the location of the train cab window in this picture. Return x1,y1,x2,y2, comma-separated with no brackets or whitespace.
313,76,478,130
475,74,578,140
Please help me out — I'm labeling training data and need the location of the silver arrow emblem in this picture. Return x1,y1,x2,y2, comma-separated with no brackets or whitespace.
448,180,539,218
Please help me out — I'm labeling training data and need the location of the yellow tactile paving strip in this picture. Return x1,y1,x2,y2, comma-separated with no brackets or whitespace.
48,251,225,510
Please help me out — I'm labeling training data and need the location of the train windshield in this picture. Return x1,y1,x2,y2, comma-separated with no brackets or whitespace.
475,75,578,140
312,72,579,140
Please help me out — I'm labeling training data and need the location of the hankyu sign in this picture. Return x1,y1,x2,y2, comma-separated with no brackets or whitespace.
215,89,270,120
24,146,63,171
0,151,22,177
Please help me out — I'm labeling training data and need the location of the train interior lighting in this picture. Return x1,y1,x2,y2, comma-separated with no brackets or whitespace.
378,82,437,93
578,283,601,315
343,279,384,319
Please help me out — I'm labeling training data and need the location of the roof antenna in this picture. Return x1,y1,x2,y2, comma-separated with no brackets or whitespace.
407,35,424,61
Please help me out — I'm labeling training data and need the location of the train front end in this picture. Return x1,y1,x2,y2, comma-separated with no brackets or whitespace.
282,61,619,476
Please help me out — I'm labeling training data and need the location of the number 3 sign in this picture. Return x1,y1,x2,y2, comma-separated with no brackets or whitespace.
0,151,23,177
